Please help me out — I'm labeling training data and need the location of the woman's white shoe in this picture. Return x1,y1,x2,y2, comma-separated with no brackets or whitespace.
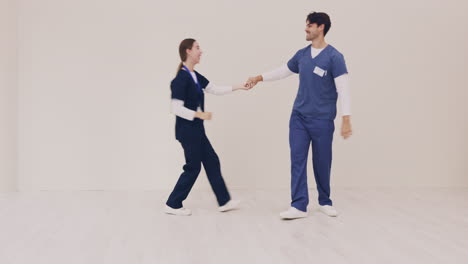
218,200,240,212
164,205,192,216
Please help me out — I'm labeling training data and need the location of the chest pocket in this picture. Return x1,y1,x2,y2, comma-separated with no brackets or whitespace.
314,62,337,100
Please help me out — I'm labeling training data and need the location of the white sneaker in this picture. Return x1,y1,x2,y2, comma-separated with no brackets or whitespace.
280,207,308,220
164,205,192,216
219,200,240,212
319,205,338,217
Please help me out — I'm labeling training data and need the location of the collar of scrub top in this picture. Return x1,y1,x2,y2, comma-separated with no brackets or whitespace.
182,65,203,93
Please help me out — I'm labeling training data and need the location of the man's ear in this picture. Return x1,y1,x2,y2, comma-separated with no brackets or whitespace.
318,24,325,32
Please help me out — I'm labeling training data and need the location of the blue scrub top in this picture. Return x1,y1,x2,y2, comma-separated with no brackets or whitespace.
287,44,348,120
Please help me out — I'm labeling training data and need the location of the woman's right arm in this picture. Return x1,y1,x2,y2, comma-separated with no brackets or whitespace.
171,99,212,120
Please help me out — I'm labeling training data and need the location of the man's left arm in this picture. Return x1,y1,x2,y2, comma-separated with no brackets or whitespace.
335,74,352,139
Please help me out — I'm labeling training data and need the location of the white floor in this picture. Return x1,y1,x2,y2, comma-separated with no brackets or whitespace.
0,188,467,264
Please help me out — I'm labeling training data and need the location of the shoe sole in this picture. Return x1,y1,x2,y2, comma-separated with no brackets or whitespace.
280,214,308,220
164,211,191,216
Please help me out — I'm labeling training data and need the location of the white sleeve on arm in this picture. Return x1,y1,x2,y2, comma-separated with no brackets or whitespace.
204,82,233,95
261,64,294,81
335,74,351,116
171,99,196,121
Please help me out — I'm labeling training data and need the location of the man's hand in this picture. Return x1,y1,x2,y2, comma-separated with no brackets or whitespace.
245,75,263,89
341,116,352,139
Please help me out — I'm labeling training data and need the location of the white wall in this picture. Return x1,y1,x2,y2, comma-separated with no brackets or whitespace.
17,0,468,191
0,0,17,192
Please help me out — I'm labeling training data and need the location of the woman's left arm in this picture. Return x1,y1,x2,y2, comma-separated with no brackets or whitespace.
204,83,249,95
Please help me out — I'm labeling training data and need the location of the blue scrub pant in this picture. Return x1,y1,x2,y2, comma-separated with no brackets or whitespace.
289,111,334,212
166,122,231,209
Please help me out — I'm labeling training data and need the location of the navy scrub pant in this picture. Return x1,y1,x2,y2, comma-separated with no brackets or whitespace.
289,110,334,212
166,122,231,209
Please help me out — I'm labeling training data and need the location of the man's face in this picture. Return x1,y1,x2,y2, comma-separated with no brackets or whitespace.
305,21,323,41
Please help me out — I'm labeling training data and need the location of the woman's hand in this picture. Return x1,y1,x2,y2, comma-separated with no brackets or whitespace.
195,112,212,120
233,83,252,91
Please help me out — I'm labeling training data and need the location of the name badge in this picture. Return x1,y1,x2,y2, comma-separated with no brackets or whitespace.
313,66,326,77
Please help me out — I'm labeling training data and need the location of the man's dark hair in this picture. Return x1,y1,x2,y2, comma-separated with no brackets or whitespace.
306,12,331,36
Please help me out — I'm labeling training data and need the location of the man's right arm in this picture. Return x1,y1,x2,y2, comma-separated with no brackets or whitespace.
247,64,294,87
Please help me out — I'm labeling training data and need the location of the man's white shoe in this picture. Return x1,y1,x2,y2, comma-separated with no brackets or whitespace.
319,205,338,217
280,207,308,220
219,200,240,212
164,205,192,216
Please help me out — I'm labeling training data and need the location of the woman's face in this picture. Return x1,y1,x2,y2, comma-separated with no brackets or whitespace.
187,41,203,64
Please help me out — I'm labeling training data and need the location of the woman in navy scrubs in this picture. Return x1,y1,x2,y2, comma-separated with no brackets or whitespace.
165,38,249,216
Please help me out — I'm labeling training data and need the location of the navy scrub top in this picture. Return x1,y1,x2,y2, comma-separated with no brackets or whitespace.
170,69,210,140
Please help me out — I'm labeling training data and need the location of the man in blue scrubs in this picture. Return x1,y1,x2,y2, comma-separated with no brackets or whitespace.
247,12,353,219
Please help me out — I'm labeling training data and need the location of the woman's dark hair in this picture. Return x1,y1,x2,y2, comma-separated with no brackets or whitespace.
176,38,196,74
306,12,331,36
